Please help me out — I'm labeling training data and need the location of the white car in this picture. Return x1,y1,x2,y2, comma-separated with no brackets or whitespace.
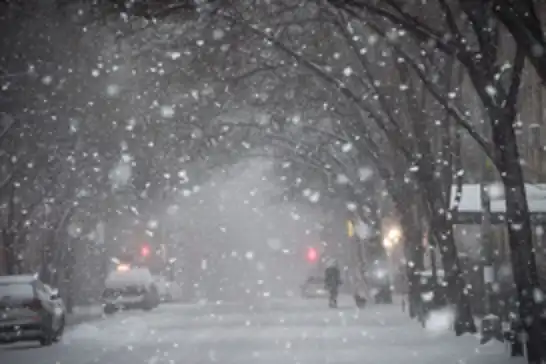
0,275,65,346
152,275,183,302
102,265,160,314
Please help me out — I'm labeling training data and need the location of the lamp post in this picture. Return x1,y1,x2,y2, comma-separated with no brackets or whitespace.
383,227,402,257
383,226,402,301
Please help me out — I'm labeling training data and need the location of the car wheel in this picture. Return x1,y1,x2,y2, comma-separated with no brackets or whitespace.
142,290,156,311
104,304,117,315
39,320,55,346
53,316,65,342
143,300,153,311
39,336,53,346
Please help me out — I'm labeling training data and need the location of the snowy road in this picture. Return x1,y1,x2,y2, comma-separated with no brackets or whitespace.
0,297,521,364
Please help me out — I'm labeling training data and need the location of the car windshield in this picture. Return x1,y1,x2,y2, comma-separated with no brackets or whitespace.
0,283,34,301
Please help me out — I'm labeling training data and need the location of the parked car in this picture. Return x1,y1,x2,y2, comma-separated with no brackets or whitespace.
102,264,160,314
0,275,65,346
300,276,328,298
152,275,183,302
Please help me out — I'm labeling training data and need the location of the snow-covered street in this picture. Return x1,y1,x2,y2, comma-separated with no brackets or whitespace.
0,297,522,364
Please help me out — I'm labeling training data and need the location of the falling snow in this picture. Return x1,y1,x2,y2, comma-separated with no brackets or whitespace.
341,143,353,153
106,84,121,96
0,4,538,364
160,105,175,118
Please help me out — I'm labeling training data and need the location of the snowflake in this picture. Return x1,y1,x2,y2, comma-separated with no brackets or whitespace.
309,191,320,203
341,143,353,152
178,170,189,183
109,159,132,187
106,84,120,97
358,167,373,182
485,85,497,97
168,51,181,60
167,205,179,215
533,288,544,303
486,182,504,199
213,29,225,40
41,75,53,85
336,174,350,184
160,105,175,118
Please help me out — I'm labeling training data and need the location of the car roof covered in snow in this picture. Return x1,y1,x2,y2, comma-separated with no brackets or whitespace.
0,275,37,284
105,268,154,288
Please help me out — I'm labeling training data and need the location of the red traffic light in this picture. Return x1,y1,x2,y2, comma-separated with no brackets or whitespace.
306,247,318,262
141,244,151,257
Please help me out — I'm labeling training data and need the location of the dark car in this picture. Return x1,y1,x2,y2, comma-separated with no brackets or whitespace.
0,275,66,346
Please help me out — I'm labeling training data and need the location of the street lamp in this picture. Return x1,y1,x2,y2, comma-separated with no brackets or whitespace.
383,227,402,251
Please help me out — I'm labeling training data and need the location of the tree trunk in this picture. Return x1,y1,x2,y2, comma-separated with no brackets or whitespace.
493,0,546,84
491,118,544,364
2,230,16,275
63,244,75,314
415,156,476,334
430,214,477,335
3,186,18,275
399,207,424,320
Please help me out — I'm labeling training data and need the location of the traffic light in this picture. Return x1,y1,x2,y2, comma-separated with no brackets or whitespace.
306,247,318,263
140,244,151,257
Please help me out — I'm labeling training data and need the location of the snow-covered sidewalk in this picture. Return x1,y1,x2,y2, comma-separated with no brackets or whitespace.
64,297,525,364
2,297,526,364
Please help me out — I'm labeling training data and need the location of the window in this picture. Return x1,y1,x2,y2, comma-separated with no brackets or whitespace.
0,283,35,301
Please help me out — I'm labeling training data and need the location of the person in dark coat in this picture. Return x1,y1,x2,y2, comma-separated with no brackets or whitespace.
324,259,342,308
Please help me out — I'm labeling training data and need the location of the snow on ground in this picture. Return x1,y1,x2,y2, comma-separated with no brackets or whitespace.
1,297,524,364
65,305,104,326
